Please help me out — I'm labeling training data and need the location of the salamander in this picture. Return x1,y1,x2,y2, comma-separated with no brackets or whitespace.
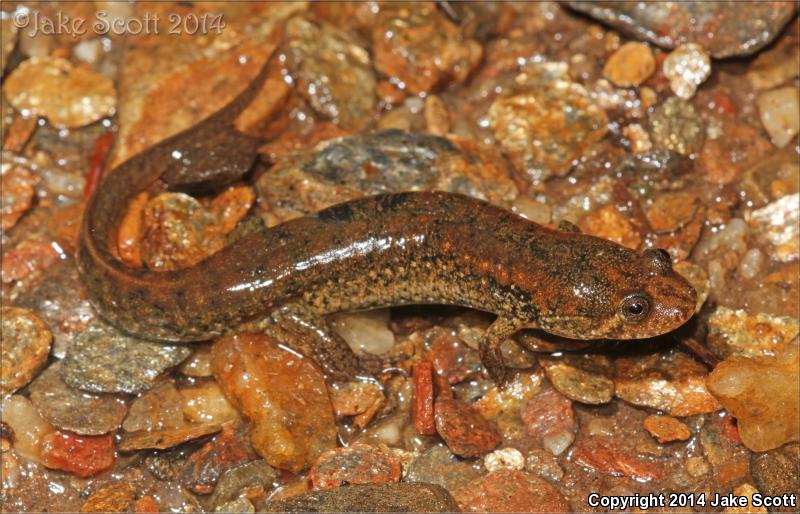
77,52,697,383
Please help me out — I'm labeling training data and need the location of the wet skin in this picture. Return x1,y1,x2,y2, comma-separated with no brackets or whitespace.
77,53,697,383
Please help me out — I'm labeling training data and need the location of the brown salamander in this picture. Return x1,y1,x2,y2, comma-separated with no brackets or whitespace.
77,53,697,382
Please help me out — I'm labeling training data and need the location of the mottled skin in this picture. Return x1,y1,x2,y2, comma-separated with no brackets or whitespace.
78,53,697,382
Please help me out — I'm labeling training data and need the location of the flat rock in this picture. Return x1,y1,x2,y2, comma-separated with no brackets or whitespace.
453,469,570,513
406,445,483,492
62,319,192,394
435,397,502,458
262,482,461,513
706,307,799,359
1,306,52,395
28,363,127,436
521,387,576,456
118,423,221,452
309,444,401,490
208,460,278,511
538,353,614,404
567,1,796,58
122,380,186,432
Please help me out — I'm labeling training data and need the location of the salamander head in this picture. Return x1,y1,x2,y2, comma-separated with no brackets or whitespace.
535,243,697,340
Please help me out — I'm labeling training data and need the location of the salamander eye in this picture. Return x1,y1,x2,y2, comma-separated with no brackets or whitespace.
619,293,650,322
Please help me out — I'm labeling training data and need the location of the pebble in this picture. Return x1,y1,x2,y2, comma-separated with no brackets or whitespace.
208,185,257,235
747,36,800,91
706,307,799,359
1,306,52,396
663,44,711,99
285,17,376,131
178,345,213,377
214,498,254,513
180,421,258,495
567,1,796,58
571,436,662,481
525,448,564,482
122,380,186,432
453,469,571,513
405,444,483,492
623,123,653,153
650,97,705,156
521,387,576,456
424,94,450,136
40,431,115,477
579,204,641,249
0,394,55,462
673,261,710,314
262,482,461,512
751,442,799,501
0,16,17,75
212,334,336,473
62,319,191,394
643,415,691,443
434,397,502,458
645,192,700,233
757,87,799,148
258,130,518,222
309,444,401,490
723,484,769,514
207,460,277,511
80,483,136,513
330,309,395,355
537,353,614,404
4,56,116,128
707,348,799,452
28,363,127,436
1,163,37,232
484,447,525,472
329,381,386,429
372,4,482,94
139,193,225,271
118,423,221,452
747,193,799,262
180,381,239,426
602,42,655,87
474,369,543,420
488,64,608,182
614,349,721,416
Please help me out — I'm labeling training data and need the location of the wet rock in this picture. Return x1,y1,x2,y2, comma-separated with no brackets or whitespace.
122,380,186,432
15,259,95,359
178,346,214,377
28,363,127,436
257,130,518,223
330,309,395,356
615,349,721,416
139,193,226,271
262,482,461,512
645,191,699,233
700,415,752,485
180,381,239,426
208,459,278,511
751,442,800,501
579,204,642,249
0,15,17,75
488,63,608,182
663,44,711,99
571,436,663,482
40,431,115,477
215,497,254,513
643,415,691,443
435,397,501,458
208,185,257,235
746,193,799,262
537,353,614,404
80,483,136,513
484,447,525,472
4,56,116,128
212,334,336,472
474,369,543,421
707,349,799,452
0,394,55,462
747,36,800,91
757,87,799,148
673,261,710,314
181,421,258,495
424,95,450,136
602,42,655,87
521,387,576,456
1,306,52,396
372,3,482,94
1,163,37,232
118,423,221,452
406,444,483,492
567,1,796,58
706,307,799,359
285,17,375,131
329,381,385,429
62,319,191,394
650,97,705,156
1,238,61,288
524,448,564,482
453,469,570,513
309,444,401,490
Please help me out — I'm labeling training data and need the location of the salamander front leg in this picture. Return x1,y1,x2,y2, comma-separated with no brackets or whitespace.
268,302,380,382
480,316,522,384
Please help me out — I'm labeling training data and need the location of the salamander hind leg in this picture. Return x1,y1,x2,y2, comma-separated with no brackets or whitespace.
480,316,523,385
268,302,382,382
